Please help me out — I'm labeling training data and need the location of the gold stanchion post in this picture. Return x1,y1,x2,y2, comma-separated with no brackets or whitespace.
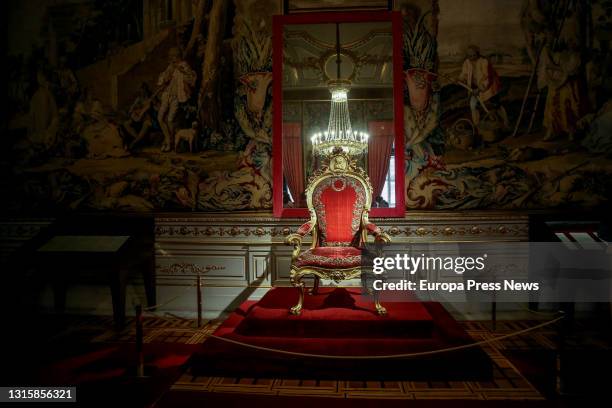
135,304,144,378
196,274,202,328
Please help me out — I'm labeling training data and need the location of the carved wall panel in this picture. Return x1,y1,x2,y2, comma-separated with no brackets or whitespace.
0,213,528,317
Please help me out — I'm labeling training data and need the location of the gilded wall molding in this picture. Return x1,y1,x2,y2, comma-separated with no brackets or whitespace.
155,212,529,242
0,219,54,239
157,262,227,275
0,219,54,263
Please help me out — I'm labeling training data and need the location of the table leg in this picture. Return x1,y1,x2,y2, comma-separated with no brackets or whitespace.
110,263,128,327
142,257,156,308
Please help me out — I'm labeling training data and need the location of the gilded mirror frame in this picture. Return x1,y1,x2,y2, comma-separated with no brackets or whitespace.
272,11,405,218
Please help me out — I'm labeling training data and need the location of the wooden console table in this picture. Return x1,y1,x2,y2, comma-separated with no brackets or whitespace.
37,234,156,326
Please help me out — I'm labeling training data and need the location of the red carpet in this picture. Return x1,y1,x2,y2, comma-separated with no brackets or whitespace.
190,287,492,380
237,287,434,338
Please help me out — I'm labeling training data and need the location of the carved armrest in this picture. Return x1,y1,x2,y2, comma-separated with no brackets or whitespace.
362,212,390,244
362,213,390,258
366,222,390,244
284,221,314,262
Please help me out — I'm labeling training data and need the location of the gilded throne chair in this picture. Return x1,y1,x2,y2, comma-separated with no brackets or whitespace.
284,152,390,316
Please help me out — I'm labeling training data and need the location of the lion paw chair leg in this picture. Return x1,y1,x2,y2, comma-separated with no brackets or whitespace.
375,301,387,316
373,291,387,316
290,281,305,315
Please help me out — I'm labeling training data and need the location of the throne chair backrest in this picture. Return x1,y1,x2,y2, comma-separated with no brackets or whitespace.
305,154,373,247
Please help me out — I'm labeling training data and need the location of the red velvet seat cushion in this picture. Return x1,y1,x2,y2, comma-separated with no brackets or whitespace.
295,246,362,269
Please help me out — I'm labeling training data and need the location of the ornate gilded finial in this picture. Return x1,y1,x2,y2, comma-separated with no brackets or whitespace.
308,151,370,188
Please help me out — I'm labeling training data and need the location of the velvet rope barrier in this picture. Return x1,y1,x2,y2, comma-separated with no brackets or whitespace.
132,276,205,378
140,281,298,313
207,313,564,360
131,279,565,360
142,281,199,312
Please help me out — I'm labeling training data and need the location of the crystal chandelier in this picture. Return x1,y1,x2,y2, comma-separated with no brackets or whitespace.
311,24,369,156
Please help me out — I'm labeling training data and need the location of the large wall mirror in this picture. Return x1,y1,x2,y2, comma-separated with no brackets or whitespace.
273,12,405,218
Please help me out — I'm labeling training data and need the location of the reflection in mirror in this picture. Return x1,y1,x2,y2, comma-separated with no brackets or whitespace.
282,21,395,210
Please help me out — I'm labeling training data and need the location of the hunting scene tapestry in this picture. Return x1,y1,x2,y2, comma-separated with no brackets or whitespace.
3,0,611,212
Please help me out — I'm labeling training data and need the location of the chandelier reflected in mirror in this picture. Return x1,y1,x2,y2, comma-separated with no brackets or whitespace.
311,24,369,156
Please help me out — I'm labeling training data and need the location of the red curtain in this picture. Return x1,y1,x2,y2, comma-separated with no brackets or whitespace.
282,123,304,207
368,121,394,200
